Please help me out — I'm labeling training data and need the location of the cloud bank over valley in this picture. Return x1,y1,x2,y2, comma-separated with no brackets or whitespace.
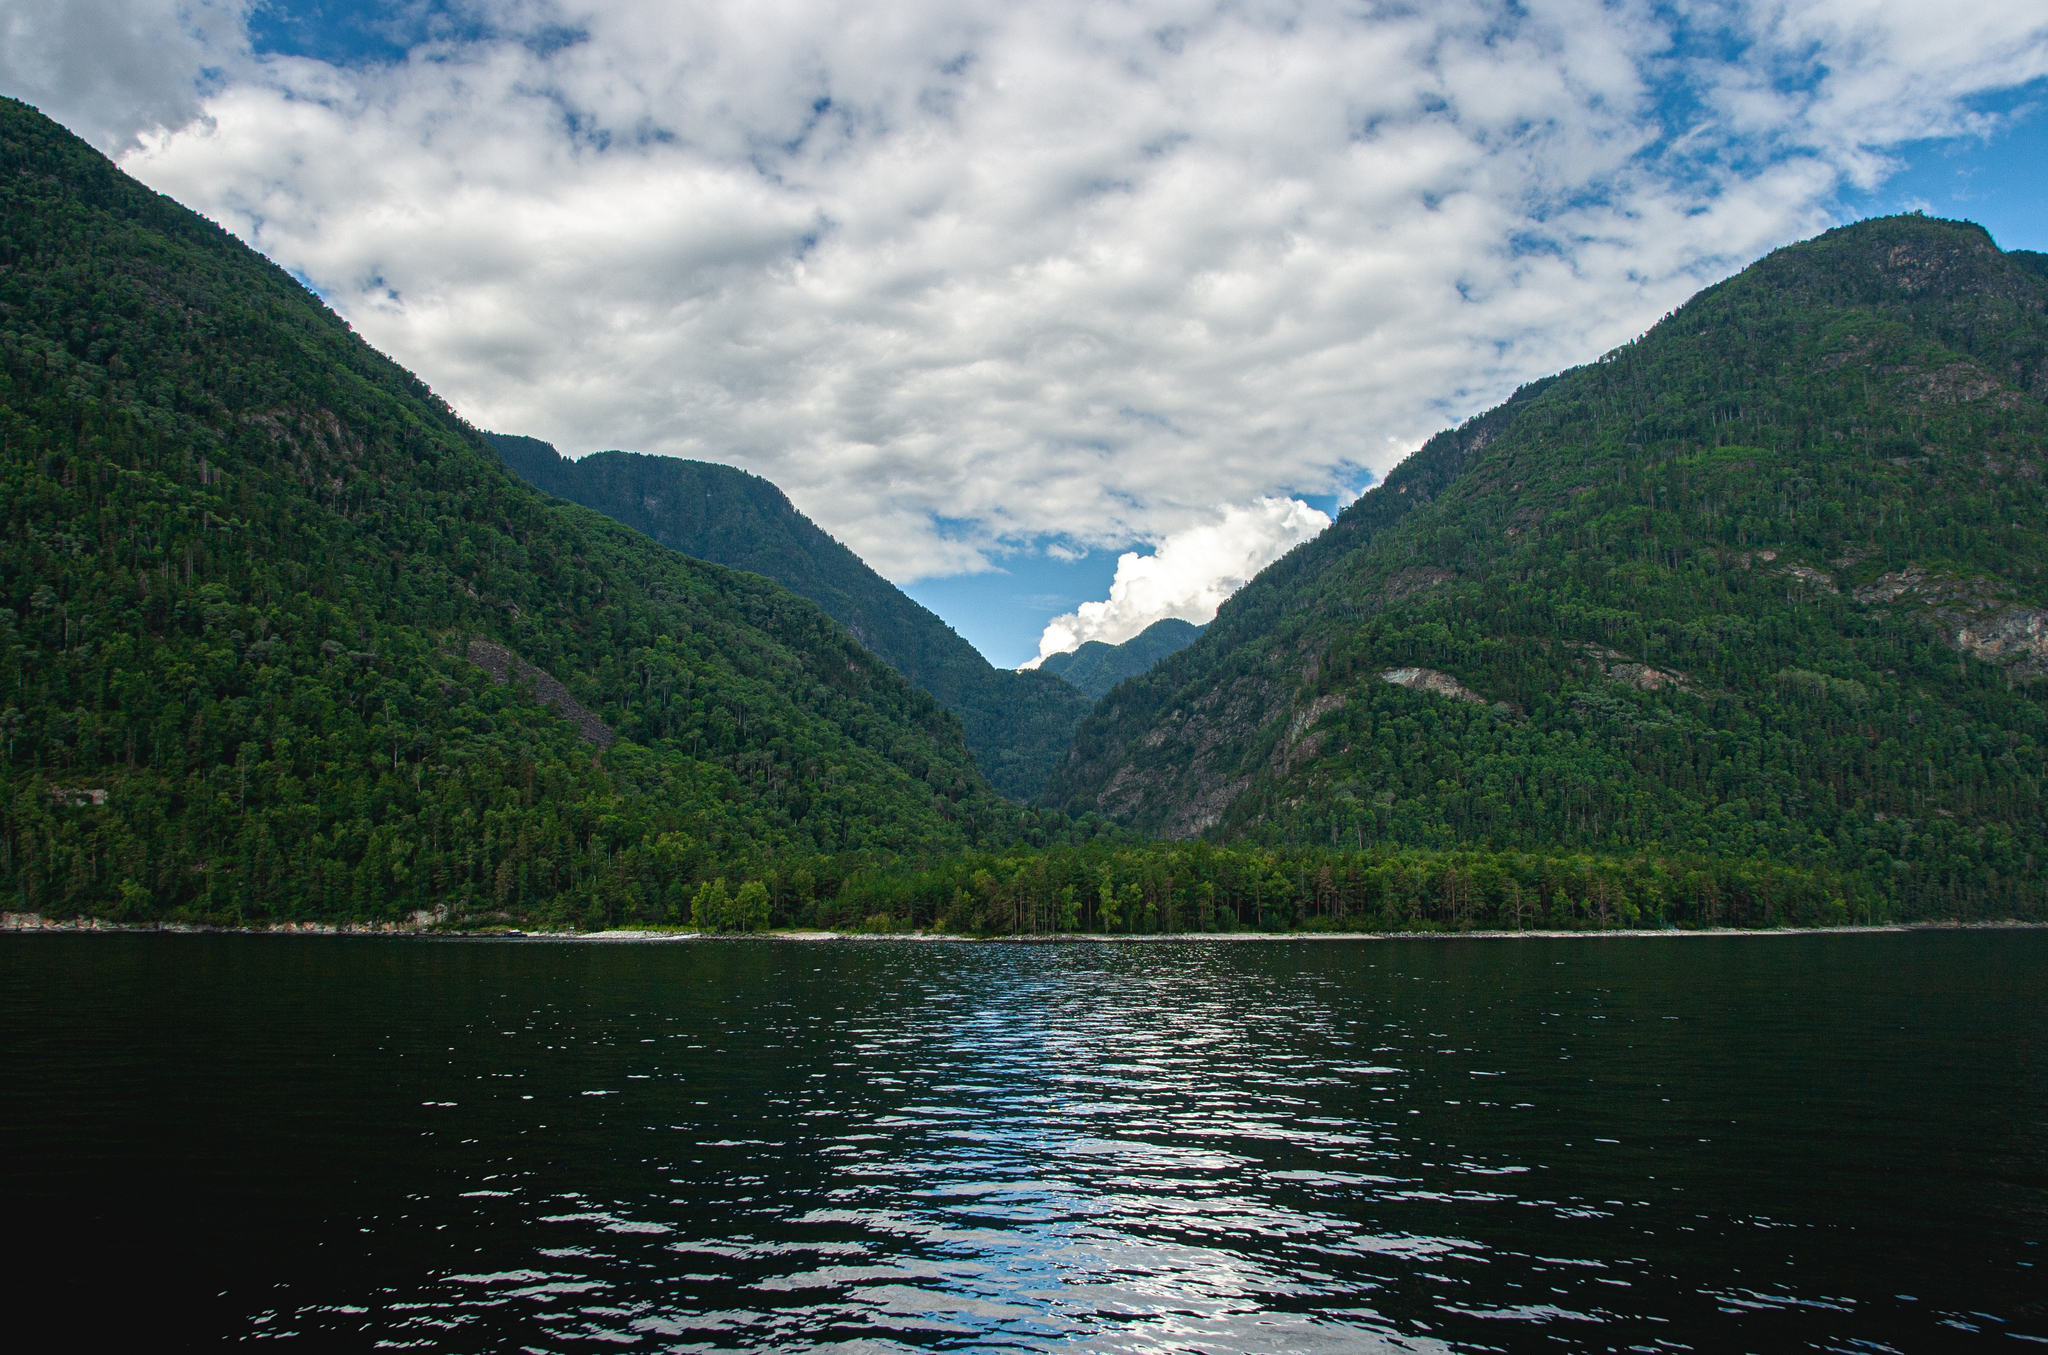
1025,498,1327,666
7,0,2045,656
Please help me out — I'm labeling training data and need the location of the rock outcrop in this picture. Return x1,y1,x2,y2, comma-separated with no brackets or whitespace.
1853,569,2048,681
1565,644,1697,693
466,640,615,747
1380,667,1488,704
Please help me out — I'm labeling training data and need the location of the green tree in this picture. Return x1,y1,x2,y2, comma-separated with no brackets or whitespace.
734,880,771,932
690,879,729,931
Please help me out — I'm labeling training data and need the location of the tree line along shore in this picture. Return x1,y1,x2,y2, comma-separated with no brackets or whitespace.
5,839,2031,936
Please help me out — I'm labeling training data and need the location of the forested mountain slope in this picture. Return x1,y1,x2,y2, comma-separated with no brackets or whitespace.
1039,618,1206,699
1047,215,2048,918
486,435,1094,801
0,98,1018,927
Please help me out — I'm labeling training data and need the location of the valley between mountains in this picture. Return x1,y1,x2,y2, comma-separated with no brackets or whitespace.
3,96,2043,933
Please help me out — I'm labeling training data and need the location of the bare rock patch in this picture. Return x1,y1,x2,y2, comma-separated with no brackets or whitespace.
466,640,615,747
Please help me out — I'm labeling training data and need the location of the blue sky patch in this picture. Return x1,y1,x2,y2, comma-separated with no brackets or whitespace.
903,546,1125,669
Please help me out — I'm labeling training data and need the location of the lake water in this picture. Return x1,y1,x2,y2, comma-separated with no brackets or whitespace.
5,930,2045,1350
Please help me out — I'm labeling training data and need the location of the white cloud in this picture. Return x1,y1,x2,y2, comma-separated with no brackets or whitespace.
0,0,249,151
5,1,2045,583
1023,498,1329,667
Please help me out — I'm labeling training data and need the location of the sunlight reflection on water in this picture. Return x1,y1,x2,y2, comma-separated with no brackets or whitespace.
447,947,1472,1352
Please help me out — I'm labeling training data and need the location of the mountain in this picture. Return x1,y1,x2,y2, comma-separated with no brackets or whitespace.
1046,215,2048,919
484,435,1094,802
1039,619,1206,699
0,97,1021,928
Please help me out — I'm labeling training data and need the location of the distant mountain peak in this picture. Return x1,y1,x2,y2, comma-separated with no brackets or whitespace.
1038,618,1207,699
484,434,1093,801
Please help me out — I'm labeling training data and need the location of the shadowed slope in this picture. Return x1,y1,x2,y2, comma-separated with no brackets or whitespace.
486,435,1094,801
0,98,1013,927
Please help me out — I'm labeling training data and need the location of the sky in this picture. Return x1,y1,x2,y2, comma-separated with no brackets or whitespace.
3,1,2045,668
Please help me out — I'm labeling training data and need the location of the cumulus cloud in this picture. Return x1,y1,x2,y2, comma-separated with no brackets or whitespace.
0,0,249,151
1023,498,1329,667
5,1,2045,584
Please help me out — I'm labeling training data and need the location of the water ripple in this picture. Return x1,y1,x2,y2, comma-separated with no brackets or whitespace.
6,933,2047,1349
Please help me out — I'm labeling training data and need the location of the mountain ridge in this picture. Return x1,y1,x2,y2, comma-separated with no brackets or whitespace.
0,97,1024,928
5,85,2038,931
1045,214,2048,918
1038,618,1207,699
484,434,1094,801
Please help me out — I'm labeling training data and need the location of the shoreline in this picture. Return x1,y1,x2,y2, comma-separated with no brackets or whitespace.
3,912,2042,942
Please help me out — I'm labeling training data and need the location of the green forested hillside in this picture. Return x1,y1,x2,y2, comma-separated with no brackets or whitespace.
5,88,2039,935
486,435,1093,801
1039,618,1206,699
1047,216,2048,920
0,98,1031,927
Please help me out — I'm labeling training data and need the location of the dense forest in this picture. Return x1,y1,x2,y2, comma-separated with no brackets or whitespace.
3,94,2041,935
1048,215,2048,923
786,839,1890,934
0,98,1067,929
486,435,1094,801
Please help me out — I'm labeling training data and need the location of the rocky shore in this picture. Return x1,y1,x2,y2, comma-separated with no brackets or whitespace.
4,911,2041,941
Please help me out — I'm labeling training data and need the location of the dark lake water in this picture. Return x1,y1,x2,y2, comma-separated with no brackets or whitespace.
6,931,2046,1350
